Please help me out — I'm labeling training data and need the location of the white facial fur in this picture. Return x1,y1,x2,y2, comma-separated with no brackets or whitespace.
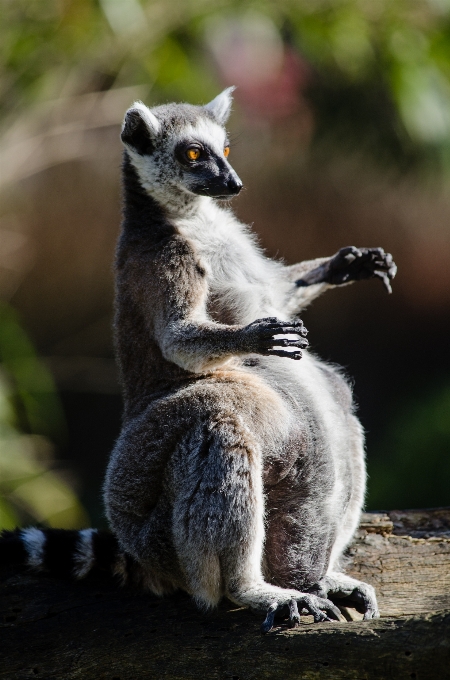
125,106,232,213
204,86,235,124
180,118,228,158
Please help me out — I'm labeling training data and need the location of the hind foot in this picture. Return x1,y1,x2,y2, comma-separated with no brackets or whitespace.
308,571,380,620
260,593,343,634
228,581,344,634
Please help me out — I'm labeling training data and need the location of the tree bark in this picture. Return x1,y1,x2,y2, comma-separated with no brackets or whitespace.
1,508,450,679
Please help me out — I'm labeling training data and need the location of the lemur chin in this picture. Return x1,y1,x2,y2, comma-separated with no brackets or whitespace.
1,87,396,633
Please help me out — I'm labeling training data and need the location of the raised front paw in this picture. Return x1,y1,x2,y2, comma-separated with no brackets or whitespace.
241,317,308,361
327,246,397,293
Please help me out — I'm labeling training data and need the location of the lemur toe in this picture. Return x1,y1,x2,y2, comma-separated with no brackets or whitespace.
363,607,380,620
288,599,301,627
260,594,342,634
261,602,279,634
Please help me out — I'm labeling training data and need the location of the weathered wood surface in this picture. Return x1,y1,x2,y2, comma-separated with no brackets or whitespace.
1,508,450,679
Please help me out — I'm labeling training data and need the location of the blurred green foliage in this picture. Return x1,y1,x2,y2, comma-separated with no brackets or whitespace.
0,303,89,529
368,383,450,510
3,0,450,169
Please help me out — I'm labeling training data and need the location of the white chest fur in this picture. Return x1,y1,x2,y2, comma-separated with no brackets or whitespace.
174,199,289,324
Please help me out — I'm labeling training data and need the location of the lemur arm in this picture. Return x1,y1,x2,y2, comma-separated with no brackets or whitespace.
284,246,397,314
133,236,307,373
284,256,333,312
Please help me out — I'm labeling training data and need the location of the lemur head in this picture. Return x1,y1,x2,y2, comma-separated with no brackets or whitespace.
121,87,243,208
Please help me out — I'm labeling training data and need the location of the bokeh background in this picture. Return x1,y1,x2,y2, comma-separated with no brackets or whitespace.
1,0,450,529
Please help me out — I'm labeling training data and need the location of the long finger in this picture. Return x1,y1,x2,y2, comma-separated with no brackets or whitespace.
260,326,308,339
265,349,303,360
373,270,392,294
262,338,308,349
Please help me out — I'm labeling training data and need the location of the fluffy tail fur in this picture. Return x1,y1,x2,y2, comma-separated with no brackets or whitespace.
0,527,142,585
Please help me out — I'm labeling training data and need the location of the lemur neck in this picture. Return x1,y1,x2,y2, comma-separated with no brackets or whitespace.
149,186,208,218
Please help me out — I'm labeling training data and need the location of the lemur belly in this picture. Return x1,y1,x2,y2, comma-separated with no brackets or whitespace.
184,223,352,522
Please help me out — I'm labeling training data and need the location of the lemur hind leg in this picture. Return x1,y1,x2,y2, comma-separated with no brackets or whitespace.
308,571,380,620
296,246,397,294
170,410,342,633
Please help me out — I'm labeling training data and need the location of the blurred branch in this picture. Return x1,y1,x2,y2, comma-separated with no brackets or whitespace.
3,1,450,168
0,86,147,188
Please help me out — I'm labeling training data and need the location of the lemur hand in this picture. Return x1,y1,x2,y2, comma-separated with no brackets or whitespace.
241,317,308,360
326,246,397,293
296,246,397,293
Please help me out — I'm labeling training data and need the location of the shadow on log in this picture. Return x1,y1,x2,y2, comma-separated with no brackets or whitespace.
1,508,450,679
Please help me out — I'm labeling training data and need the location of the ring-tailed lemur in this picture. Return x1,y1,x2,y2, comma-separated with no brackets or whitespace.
1,88,396,633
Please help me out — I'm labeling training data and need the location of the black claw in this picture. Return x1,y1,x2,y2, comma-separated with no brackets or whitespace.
261,603,278,634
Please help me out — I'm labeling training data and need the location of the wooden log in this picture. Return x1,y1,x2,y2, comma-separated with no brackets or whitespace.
1,508,450,679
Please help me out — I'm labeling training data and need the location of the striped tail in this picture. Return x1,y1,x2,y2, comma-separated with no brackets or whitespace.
0,527,140,585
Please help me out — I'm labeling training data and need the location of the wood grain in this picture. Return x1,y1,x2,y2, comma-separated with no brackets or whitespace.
1,509,450,679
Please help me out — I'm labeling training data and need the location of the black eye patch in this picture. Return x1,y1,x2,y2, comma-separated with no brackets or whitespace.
175,142,207,167
175,142,230,171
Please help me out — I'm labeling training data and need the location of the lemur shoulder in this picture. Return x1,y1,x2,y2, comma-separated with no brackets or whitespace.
1,88,396,633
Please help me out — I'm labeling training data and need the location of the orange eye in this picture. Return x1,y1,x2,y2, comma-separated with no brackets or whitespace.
224,146,230,158
186,147,200,161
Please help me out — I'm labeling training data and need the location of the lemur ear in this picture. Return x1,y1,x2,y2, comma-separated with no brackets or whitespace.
121,102,161,156
204,87,235,125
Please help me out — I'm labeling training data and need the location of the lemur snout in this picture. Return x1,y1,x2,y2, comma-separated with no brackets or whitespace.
227,177,243,194
202,173,243,197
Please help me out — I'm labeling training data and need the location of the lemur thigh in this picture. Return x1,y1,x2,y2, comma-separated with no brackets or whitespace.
104,405,187,592
169,406,341,623
327,414,367,571
169,409,264,608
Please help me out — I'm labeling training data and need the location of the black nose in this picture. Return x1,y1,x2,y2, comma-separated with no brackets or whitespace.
227,178,243,195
